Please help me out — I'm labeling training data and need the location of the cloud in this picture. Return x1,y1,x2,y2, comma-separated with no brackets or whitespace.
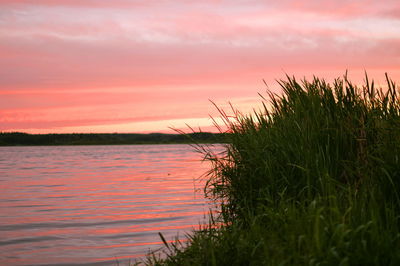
0,0,399,132
1,25,398,90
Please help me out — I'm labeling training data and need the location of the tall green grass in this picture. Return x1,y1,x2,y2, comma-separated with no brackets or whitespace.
145,74,400,265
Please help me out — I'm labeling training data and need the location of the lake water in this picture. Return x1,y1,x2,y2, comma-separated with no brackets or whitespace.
0,144,221,265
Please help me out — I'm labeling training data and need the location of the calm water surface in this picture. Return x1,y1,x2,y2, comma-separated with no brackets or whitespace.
0,144,220,265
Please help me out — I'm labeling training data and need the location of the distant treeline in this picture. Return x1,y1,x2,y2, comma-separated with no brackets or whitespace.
0,132,226,146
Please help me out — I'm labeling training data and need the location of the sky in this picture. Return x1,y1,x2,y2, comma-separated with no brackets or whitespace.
1,0,399,133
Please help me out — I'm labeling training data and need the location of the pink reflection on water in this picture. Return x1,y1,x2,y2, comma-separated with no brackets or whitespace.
0,144,223,265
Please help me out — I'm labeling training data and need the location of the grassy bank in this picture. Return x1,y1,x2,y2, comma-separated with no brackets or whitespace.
145,74,400,265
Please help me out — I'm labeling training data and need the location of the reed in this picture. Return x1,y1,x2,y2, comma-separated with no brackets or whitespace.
145,73,400,265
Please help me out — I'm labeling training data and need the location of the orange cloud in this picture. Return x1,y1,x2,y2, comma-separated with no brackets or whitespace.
0,0,399,133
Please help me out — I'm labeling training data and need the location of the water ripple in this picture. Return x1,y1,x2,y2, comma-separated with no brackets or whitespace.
0,144,222,265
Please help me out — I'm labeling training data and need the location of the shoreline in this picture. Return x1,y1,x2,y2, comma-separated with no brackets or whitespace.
0,132,227,146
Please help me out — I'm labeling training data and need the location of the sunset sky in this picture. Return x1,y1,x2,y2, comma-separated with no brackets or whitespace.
1,0,399,133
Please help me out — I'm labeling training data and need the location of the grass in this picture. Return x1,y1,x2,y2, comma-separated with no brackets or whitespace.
142,73,400,265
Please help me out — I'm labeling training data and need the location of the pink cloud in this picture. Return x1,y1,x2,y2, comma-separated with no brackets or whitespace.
0,0,155,8
0,0,399,133
1,30,397,88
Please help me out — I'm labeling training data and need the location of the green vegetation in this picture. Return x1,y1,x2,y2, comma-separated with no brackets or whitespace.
0,132,225,146
145,74,400,265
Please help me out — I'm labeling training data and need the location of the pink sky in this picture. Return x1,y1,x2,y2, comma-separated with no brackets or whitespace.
1,0,399,133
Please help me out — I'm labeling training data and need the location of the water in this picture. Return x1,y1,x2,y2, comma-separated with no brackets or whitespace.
0,144,220,265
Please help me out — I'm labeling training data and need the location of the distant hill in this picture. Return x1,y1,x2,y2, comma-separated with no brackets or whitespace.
0,132,226,146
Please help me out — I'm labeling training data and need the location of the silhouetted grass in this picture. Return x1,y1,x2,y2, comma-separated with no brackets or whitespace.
143,73,400,265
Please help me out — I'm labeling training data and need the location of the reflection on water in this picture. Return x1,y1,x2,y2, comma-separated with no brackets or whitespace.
0,144,220,265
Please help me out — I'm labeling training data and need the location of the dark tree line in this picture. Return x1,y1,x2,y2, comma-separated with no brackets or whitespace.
0,132,226,146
